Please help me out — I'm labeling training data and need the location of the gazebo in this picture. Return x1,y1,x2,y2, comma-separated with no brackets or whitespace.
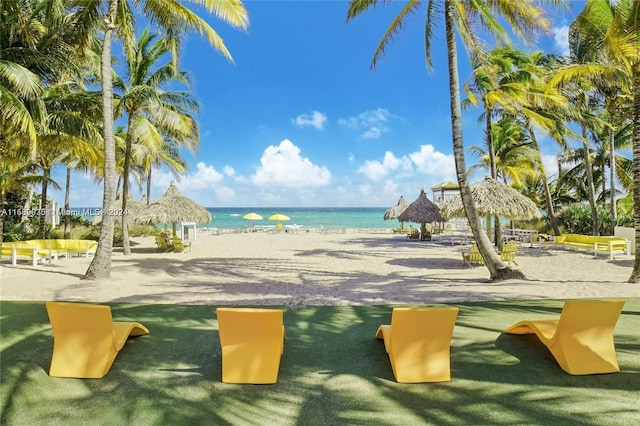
398,189,443,239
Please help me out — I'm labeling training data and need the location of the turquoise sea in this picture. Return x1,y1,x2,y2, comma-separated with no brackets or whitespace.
202,207,393,230
76,207,397,230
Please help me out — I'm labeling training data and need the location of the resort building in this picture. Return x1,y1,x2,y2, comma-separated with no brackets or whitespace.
431,181,460,202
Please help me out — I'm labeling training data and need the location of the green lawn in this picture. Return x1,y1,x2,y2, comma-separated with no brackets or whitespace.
1,299,638,425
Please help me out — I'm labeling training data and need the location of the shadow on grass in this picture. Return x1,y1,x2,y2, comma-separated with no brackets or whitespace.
1,299,639,425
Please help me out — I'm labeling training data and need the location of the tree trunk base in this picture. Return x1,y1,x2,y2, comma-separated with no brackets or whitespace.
490,266,526,281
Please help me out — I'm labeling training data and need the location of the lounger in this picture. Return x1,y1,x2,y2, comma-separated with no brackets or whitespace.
46,301,149,378
216,308,285,384
462,243,484,266
375,306,459,383
505,299,625,375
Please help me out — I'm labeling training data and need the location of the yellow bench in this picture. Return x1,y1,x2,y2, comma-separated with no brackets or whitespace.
1,244,54,267
544,234,630,260
505,299,625,375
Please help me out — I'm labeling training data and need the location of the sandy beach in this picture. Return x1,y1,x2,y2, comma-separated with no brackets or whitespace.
1,230,638,305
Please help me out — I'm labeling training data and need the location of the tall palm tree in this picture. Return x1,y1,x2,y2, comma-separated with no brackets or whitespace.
75,0,249,279
347,0,566,280
116,29,199,255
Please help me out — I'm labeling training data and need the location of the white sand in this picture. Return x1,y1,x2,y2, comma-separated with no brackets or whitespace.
1,231,638,305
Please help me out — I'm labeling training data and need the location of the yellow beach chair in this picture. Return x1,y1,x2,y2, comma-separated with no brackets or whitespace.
375,306,459,383
46,302,149,378
216,308,285,384
505,299,626,375
462,243,484,266
171,236,191,253
499,240,519,265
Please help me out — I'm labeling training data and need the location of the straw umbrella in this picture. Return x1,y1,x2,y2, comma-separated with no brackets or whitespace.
398,189,443,239
442,177,540,244
135,181,211,236
384,196,408,229
442,177,541,219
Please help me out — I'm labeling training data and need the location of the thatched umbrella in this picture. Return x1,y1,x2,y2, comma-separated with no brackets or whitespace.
134,181,211,236
442,177,541,219
384,196,408,220
398,189,443,237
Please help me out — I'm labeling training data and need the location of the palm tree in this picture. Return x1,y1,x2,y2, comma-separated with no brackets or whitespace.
116,29,199,255
75,0,249,279
347,0,566,280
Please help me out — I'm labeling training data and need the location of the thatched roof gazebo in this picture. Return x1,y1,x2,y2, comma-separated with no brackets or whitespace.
442,177,541,220
398,189,443,238
134,182,211,236
384,195,408,222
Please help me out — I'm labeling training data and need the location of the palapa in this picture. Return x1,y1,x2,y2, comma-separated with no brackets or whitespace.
384,196,408,220
398,189,443,225
135,182,211,234
442,177,541,219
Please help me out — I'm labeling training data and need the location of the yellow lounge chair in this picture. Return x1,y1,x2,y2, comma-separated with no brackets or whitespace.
505,299,626,375
155,235,172,252
46,301,149,378
216,308,285,384
462,243,484,266
375,306,459,383
171,236,191,253
499,240,519,265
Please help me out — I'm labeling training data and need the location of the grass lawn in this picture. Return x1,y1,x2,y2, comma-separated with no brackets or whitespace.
1,298,638,425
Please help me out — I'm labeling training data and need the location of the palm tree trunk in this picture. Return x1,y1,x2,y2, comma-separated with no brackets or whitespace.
444,0,523,281
609,121,617,231
38,168,50,239
485,105,503,249
121,116,135,256
85,0,118,280
146,169,151,205
582,125,599,235
528,125,560,235
628,72,640,283
64,167,71,239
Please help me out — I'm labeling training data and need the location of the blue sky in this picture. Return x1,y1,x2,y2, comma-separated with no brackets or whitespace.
50,0,580,208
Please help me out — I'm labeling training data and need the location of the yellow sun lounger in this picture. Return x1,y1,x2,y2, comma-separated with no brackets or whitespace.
216,308,285,384
505,299,625,375
46,302,149,378
375,306,459,383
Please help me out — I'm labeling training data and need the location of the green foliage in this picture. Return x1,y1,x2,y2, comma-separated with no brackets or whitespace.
557,203,613,234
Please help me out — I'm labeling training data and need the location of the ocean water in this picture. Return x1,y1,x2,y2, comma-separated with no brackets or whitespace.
203,207,393,230
75,206,400,229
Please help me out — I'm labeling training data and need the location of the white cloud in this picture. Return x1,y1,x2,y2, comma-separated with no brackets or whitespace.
338,108,393,139
292,110,327,130
223,165,235,176
542,154,558,179
358,151,412,181
252,139,331,187
553,25,570,57
182,162,225,190
409,144,456,178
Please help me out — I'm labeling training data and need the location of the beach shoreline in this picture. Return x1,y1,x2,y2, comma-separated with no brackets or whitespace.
1,231,638,306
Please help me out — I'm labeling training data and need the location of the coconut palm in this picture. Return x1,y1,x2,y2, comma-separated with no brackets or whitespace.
347,0,566,280
116,29,199,255
74,0,249,279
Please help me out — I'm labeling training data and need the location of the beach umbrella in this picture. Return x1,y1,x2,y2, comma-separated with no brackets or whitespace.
384,195,408,221
243,212,263,227
268,213,290,229
442,177,541,220
134,181,211,236
398,189,443,237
